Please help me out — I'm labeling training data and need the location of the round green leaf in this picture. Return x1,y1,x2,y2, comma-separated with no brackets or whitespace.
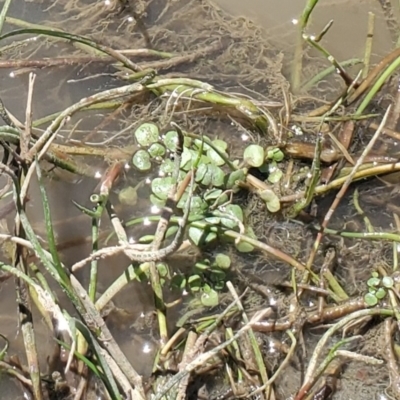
189,196,208,214
118,186,138,205
213,139,228,151
217,204,243,229
188,227,217,245
266,196,280,213
164,130,179,151
171,275,186,290
210,165,225,187
138,235,154,243
268,166,283,184
364,292,378,306
215,254,231,269
235,240,254,253
157,263,169,277
150,194,165,207
195,262,211,272
382,276,394,288
259,189,281,212
201,288,219,307
188,274,202,292
195,164,208,183
235,226,256,253
151,177,174,200
225,169,246,189
375,287,387,299
148,143,166,158
159,159,175,175
367,277,380,287
267,148,284,162
134,123,159,146
132,150,151,171
204,189,223,201
243,144,264,167
207,141,228,166
188,227,205,246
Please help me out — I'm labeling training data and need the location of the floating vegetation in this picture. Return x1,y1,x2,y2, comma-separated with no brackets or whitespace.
2,0,400,399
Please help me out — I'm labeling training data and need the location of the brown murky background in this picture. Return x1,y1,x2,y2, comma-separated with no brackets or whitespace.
0,0,398,398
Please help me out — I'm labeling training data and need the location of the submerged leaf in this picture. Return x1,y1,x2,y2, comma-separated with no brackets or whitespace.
118,186,138,205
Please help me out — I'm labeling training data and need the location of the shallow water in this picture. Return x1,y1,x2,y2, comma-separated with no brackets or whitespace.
0,0,398,399
215,0,394,60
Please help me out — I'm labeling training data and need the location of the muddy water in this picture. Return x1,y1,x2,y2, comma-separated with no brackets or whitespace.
0,0,397,398
215,0,394,61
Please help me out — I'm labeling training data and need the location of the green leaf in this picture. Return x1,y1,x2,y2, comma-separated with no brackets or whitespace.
364,292,378,306
188,227,216,245
235,226,256,253
375,288,387,299
188,275,202,292
148,143,166,158
210,165,225,187
213,139,228,151
204,188,223,201
207,140,228,166
201,288,219,307
159,159,175,175
243,144,264,167
157,263,169,277
215,204,243,229
151,177,174,200
258,188,281,213
195,163,208,183
132,149,151,171
164,130,179,151
215,254,231,269
267,148,284,162
165,225,179,238
138,235,154,243
171,275,186,289
225,169,246,189
194,262,211,272
150,194,165,208
268,163,283,183
367,277,380,287
382,276,394,288
188,196,208,214
134,123,159,146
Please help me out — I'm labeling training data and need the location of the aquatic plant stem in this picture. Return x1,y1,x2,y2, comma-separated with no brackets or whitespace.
305,106,389,271
291,0,320,91
362,12,375,79
356,57,400,114
0,0,12,35
296,308,394,400
227,282,273,399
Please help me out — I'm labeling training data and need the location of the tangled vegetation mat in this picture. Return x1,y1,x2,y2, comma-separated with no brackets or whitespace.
1,0,400,399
